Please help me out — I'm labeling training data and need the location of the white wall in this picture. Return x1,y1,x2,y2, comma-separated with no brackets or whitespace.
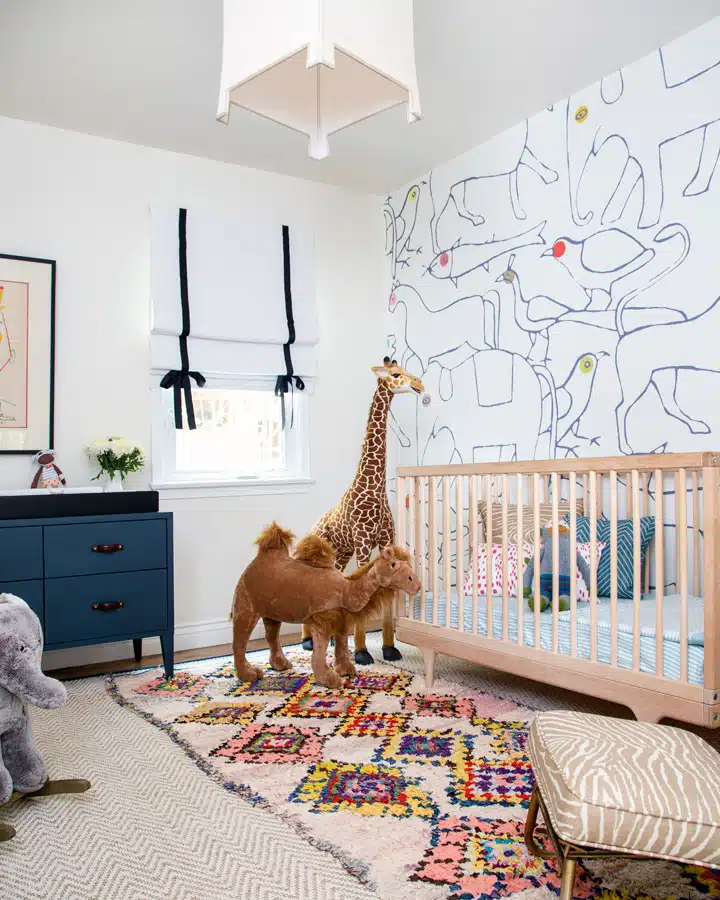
0,116,385,668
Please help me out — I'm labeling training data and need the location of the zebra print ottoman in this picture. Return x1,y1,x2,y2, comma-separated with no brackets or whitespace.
525,711,720,900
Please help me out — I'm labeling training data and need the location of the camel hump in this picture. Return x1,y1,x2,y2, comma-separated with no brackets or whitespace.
255,522,295,554
294,535,336,568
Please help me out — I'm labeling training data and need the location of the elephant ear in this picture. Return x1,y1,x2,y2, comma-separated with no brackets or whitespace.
0,598,66,709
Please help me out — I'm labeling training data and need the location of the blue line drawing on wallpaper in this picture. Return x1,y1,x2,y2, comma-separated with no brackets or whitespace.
384,183,424,282
540,224,690,331
426,221,546,286
660,16,720,87
615,295,720,454
428,119,558,251
566,51,720,229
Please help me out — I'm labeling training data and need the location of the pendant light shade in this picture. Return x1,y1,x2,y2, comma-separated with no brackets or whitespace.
216,0,421,159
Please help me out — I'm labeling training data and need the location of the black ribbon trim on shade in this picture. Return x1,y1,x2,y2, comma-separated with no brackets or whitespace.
274,224,305,429
160,207,206,429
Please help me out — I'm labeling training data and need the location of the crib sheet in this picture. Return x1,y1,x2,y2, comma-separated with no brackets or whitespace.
410,593,704,686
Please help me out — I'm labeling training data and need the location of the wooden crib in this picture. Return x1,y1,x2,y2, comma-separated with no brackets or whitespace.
394,452,720,729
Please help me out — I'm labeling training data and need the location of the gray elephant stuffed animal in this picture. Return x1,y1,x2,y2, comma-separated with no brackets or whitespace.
0,594,66,805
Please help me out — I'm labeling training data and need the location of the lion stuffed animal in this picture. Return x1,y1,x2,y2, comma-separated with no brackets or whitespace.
231,523,420,689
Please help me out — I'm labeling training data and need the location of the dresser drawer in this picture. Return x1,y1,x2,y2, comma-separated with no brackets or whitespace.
44,519,166,578
0,580,43,623
0,527,43,582
44,570,167,644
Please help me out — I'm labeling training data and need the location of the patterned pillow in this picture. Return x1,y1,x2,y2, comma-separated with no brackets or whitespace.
463,541,606,601
570,515,655,600
479,500,584,543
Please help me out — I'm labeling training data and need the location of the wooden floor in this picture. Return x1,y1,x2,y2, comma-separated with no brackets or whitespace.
50,630,307,680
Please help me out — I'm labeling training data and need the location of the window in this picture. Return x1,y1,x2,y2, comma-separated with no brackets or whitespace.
151,377,311,495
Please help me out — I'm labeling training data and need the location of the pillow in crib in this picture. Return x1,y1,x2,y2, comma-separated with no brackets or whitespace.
462,541,605,601
570,515,655,600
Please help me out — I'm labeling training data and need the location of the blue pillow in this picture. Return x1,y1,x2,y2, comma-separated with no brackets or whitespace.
568,515,655,600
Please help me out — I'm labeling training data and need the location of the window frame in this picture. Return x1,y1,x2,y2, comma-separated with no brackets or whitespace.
150,372,313,498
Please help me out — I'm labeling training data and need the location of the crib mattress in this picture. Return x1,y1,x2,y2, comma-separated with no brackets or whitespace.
409,593,705,686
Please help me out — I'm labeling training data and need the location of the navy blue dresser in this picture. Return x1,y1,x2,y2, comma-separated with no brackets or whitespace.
0,508,174,677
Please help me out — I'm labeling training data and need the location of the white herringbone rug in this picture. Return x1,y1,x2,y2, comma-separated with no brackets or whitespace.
0,663,377,900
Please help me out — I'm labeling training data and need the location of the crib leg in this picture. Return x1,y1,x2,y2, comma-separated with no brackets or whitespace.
422,648,436,690
632,704,664,724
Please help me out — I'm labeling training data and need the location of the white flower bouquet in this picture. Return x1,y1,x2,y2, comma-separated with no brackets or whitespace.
84,436,146,484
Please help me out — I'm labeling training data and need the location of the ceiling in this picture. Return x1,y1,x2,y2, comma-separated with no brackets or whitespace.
0,0,717,193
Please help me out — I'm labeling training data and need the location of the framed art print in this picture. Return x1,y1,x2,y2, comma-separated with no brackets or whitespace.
0,253,55,454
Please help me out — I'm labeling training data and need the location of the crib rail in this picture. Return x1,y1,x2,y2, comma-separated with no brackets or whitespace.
395,452,720,728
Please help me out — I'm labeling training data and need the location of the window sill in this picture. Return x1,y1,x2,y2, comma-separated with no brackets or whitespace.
152,477,315,500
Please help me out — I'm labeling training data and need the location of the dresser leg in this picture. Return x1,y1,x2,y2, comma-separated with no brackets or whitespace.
160,633,174,679
132,639,142,663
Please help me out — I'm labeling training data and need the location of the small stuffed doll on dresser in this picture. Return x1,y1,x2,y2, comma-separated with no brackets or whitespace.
31,450,66,490
523,523,592,612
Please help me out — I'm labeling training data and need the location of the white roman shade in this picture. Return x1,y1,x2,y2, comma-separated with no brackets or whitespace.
216,0,421,160
150,206,317,379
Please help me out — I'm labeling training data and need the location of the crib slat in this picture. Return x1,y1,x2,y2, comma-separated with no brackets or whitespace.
470,475,478,634
677,469,689,683
569,474,577,657
533,473,541,649
589,471,598,662
655,469,664,677
643,472,651,594
397,476,406,621
583,474,588,513
415,477,426,618
429,475,438,626
632,469,641,672
406,478,416,618
517,474,524,646
692,470,700,597
442,477,451,629
502,475,509,641
456,475,464,632
551,472,560,653
610,470,619,668
486,476,493,638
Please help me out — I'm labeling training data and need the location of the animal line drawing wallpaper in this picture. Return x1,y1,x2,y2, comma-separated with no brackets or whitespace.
385,17,720,480
0,281,28,430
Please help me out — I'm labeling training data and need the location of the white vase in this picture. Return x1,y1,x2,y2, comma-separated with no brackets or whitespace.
104,474,123,492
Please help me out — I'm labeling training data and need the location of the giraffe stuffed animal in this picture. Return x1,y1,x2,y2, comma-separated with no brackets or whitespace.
302,356,425,664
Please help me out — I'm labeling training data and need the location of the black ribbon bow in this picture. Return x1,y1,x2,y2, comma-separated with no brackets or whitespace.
161,208,206,429
275,224,305,429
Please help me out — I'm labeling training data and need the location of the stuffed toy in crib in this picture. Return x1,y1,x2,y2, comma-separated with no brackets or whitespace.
523,523,592,612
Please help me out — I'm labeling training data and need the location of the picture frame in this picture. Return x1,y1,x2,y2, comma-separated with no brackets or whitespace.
0,253,56,455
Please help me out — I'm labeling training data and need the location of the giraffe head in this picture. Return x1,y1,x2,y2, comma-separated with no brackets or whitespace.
371,357,424,395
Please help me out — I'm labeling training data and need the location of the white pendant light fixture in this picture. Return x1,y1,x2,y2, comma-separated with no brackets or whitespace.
216,0,421,160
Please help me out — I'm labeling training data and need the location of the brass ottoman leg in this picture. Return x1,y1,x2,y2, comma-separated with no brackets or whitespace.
0,824,15,842
559,857,577,900
524,786,554,859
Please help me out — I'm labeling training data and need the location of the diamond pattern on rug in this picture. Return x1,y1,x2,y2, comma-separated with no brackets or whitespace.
210,723,326,764
473,717,530,761
228,670,313,696
289,760,436,819
175,701,264,726
275,691,367,719
134,673,212,699
448,758,535,807
374,728,472,768
411,815,599,898
335,712,409,738
346,671,413,696
403,694,474,718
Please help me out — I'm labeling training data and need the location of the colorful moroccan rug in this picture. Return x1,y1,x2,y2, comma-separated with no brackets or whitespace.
111,647,720,899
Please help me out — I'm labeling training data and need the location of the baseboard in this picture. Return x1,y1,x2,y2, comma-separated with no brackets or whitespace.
42,615,385,672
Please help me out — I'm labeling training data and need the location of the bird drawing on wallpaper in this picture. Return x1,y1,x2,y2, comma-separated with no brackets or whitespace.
384,183,424,280
495,254,588,363
426,221,546,287
542,224,689,332
554,351,610,452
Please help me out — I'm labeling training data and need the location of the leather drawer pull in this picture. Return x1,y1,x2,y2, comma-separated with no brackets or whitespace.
92,601,125,612
91,544,124,554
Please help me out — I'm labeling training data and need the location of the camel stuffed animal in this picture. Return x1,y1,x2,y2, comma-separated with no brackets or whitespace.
231,523,420,689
